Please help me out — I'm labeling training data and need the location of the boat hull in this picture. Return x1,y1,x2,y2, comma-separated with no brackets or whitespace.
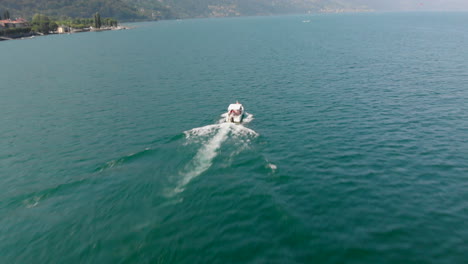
226,102,244,123
226,113,244,123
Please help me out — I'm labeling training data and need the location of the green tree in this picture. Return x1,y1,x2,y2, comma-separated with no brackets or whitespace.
93,12,101,28
102,18,117,27
3,10,10,20
31,14,56,34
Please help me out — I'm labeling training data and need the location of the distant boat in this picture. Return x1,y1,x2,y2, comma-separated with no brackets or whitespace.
226,101,244,123
302,20,311,23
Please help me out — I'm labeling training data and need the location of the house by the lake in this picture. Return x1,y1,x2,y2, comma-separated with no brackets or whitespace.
0,18,29,29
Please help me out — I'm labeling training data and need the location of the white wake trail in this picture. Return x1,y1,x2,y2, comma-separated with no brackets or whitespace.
175,115,257,193
175,123,231,193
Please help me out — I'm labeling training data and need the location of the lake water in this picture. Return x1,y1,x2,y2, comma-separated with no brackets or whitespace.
1,13,468,263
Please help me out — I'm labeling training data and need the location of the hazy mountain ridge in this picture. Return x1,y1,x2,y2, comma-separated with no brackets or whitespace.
0,0,145,20
359,0,468,11
138,0,373,18
1,0,467,21
0,0,373,20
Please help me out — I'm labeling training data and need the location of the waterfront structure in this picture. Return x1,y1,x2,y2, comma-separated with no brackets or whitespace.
0,18,29,29
57,26,70,34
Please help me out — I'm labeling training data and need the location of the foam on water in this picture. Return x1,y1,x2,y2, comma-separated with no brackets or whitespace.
267,163,277,171
175,124,230,193
175,113,257,193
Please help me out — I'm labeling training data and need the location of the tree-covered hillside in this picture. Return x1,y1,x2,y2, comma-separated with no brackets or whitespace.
160,0,371,18
0,0,372,21
0,0,150,20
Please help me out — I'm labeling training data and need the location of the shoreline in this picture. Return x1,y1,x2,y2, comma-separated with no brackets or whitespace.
0,25,130,41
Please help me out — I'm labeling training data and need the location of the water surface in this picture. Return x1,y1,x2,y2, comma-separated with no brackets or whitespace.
1,13,468,263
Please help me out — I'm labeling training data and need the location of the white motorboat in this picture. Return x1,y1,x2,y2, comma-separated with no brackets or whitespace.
226,101,244,123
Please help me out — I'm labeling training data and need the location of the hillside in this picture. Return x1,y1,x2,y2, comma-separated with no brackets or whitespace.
0,0,178,20
161,0,371,18
0,0,372,21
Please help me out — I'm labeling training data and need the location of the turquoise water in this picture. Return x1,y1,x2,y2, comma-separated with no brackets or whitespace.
1,13,468,263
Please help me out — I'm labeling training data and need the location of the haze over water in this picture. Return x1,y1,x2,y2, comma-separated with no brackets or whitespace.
1,13,468,263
